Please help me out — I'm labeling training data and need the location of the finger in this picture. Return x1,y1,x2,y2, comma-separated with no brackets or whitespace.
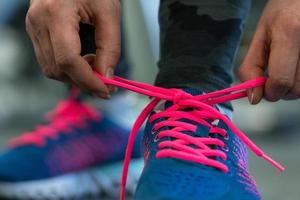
83,54,96,66
83,54,117,93
283,57,300,100
239,27,268,104
35,29,56,70
264,37,299,101
93,2,121,79
29,35,48,73
48,19,110,99
35,29,70,81
26,7,57,78
27,19,68,81
26,23,49,75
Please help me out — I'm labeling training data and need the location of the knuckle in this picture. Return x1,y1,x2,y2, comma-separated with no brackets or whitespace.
112,1,121,17
238,65,246,75
42,67,54,78
25,9,37,27
272,77,293,90
44,0,60,14
95,45,121,66
273,10,300,36
284,19,300,34
237,68,244,78
109,49,121,59
290,82,300,97
237,65,249,79
105,0,121,17
292,90,300,98
52,70,65,79
56,54,76,71
98,46,121,59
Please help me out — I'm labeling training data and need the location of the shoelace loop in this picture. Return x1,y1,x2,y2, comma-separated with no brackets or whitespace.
94,73,285,200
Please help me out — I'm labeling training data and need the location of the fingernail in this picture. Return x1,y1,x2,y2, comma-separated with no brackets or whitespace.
105,67,114,79
250,90,255,104
105,67,115,93
99,94,111,99
96,92,111,99
114,87,118,93
108,86,118,93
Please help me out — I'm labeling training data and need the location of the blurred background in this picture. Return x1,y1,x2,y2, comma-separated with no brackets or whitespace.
0,0,299,199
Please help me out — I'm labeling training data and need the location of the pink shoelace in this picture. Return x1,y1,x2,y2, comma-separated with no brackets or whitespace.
94,73,285,200
9,88,100,147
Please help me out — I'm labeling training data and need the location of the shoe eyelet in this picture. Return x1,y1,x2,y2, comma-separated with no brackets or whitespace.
222,144,229,152
154,134,160,142
224,133,229,141
151,127,156,135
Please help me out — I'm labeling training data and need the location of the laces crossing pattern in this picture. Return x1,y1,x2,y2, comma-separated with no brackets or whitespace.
94,73,285,200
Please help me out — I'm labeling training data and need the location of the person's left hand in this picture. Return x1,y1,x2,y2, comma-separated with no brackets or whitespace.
239,0,300,104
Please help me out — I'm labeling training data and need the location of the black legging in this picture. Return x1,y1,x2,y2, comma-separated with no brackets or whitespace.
156,0,251,94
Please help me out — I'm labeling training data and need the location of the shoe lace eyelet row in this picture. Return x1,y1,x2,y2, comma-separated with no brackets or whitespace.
93,73,284,200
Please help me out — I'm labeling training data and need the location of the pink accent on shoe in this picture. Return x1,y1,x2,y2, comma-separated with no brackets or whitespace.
94,73,285,200
9,88,101,147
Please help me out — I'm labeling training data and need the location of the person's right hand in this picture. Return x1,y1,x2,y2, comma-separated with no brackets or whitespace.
26,0,121,98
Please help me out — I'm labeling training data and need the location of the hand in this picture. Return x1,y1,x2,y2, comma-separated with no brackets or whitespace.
239,0,300,104
26,0,121,98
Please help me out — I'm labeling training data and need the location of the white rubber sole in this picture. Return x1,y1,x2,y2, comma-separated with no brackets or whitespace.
0,159,143,200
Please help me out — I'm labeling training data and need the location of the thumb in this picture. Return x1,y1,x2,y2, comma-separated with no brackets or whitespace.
238,27,268,105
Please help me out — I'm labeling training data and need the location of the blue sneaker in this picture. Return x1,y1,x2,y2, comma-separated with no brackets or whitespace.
88,74,284,200
133,89,270,200
0,91,143,200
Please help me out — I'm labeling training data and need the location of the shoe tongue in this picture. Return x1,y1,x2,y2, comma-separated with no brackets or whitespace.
164,88,210,138
182,88,203,96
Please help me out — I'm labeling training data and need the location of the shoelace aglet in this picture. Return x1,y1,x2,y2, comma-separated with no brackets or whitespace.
261,154,285,172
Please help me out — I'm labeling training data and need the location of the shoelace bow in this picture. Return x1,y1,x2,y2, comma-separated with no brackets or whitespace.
94,73,285,200
9,89,100,147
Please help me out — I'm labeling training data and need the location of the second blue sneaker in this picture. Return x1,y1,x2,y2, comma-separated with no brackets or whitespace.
0,91,143,200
